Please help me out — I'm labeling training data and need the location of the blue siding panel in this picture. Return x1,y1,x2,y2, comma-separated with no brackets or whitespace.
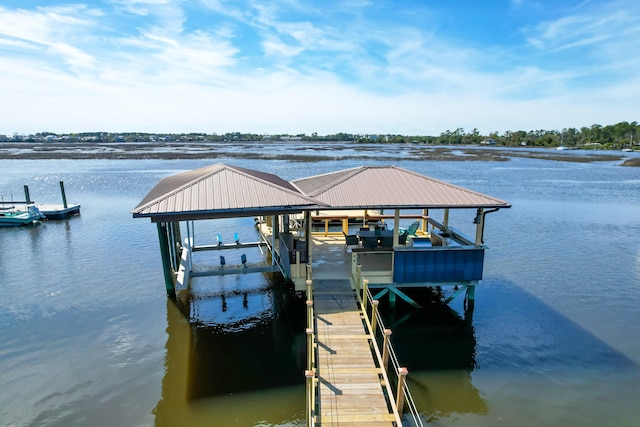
393,247,485,283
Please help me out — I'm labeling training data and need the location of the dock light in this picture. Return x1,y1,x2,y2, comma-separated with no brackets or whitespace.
220,256,225,265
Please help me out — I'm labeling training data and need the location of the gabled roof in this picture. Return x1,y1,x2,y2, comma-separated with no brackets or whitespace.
292,165,510,209
133,163,325,221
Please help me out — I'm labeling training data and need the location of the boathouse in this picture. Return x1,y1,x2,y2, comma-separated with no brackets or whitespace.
133,163,510,426
133,163,509,308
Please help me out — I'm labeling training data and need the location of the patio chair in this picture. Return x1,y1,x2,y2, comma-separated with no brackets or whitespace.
343,231,359,252
401,221,420,237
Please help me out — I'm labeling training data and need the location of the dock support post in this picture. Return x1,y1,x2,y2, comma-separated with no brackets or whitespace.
59,181,68,209
157,222,176,299
24,185,31,203
464,284,475,312
444,208,450,230
396,367,408,417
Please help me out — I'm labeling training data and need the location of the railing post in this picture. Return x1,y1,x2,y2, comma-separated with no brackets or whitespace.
306,327,314,371
305,369,315,427
306,300,313,330
396,367,408,418
362,279,369,312
371,299,379,333
356,263,362,293
306,279,313,300
382,329,392,371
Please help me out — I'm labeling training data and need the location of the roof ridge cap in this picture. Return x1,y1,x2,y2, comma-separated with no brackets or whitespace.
296,166,366,197
228,165,326,203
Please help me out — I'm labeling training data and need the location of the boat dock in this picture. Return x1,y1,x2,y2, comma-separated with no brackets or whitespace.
133,163,510,426
312,278,401,425
2,181,81,221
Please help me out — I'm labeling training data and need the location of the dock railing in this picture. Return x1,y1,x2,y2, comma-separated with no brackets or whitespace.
305,279,317,427
356,270,425,427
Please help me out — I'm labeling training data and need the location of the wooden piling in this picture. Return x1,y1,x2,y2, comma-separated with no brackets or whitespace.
157,223,176,299
59,181,68,209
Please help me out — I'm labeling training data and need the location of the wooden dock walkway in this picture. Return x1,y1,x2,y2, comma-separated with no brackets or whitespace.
313,279,400,426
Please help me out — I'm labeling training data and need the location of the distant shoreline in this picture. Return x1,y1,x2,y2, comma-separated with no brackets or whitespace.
0,142,637,165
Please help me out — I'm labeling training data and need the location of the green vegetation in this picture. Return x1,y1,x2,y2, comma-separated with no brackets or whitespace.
1,121,638,151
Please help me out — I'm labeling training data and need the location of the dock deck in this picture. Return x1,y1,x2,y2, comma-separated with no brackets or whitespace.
313,278,399,426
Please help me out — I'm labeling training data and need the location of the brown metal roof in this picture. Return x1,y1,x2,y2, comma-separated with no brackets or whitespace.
133,163,326,221
292,165,510,209
134,163,510,222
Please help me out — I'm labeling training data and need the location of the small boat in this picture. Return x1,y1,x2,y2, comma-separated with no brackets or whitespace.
0,204,46,227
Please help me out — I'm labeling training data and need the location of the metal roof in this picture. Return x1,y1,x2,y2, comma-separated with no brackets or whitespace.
133,163,326,221
291,165,510,209
133,163,510,222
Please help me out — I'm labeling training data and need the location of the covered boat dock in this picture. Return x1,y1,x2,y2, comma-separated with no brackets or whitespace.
132,163,510,426
132,163,510,310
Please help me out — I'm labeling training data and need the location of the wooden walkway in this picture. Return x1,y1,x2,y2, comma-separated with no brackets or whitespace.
313,279,398,426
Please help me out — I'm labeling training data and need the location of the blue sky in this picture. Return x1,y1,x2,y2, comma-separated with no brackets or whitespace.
1,0,638,135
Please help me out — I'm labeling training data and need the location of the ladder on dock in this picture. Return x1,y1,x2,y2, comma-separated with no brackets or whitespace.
306,279,404,426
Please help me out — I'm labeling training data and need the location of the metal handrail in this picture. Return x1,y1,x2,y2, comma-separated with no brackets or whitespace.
361,278,425,427
305,280,317,427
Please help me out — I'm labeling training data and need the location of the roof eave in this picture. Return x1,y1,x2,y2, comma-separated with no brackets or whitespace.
133,205,325,222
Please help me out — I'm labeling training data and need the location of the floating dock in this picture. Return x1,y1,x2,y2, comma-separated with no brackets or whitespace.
26,181,80,219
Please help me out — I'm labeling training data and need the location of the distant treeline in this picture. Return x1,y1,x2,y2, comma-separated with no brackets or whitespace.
2,121,638,150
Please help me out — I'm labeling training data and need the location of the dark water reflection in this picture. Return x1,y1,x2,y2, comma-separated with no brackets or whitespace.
155,279,306,427
174,273,306,399
379,279,638,425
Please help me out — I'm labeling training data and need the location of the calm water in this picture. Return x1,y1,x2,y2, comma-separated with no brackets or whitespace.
1,146,639,426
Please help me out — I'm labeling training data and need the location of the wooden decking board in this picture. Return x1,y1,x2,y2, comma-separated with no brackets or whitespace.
312,279,397,426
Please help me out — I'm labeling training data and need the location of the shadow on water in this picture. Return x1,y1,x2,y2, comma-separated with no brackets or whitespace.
154,272,306,426
377,280,638,423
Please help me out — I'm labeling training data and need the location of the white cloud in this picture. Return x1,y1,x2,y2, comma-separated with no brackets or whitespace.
0,1,638,135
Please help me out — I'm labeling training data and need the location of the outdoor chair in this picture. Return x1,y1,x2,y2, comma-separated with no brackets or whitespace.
400,221,420,237
343,231,359,252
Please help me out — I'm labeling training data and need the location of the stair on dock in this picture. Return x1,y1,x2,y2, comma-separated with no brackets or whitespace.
313,279,396,426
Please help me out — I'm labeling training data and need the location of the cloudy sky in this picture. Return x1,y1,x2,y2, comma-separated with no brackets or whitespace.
1,0,638,136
